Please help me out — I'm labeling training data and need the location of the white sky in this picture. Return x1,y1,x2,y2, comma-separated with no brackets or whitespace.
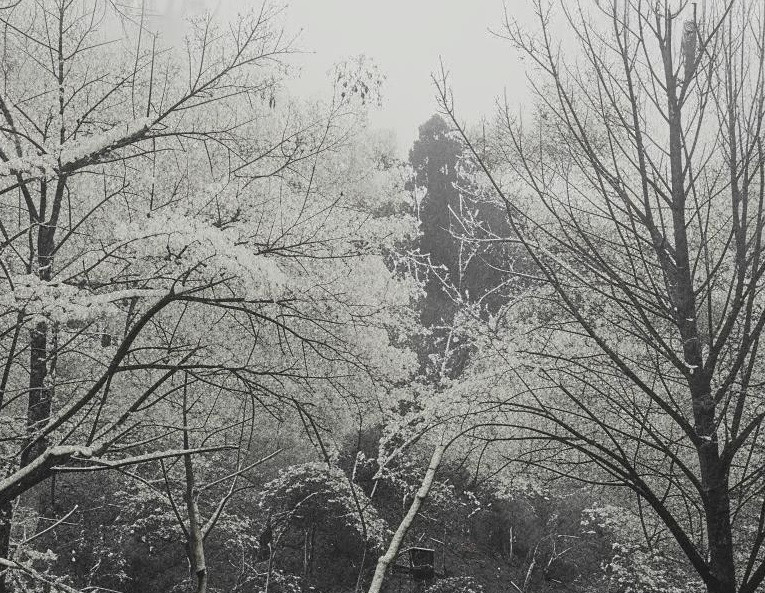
280,0,536,154
157,0,539,155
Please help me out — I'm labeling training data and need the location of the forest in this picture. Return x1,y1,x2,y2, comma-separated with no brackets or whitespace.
1,0,765,592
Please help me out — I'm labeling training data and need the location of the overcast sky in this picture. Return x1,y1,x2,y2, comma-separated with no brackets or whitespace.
156,0,539,154
280,0,536,154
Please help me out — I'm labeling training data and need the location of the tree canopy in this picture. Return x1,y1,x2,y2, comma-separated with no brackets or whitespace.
2,2,765,593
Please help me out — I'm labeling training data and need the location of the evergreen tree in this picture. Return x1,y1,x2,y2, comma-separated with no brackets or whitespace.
408,115,517,376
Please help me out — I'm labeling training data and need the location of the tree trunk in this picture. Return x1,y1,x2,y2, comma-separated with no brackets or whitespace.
666,17,736,593
0,192,61,593
302,527,316,580
183,385,207,593
694,396,736,593
265,545,275,593
703,480,736,593
0,501,12,593
367,441,446,593
21,323,51,469
184,451,207,593
23,197,59,467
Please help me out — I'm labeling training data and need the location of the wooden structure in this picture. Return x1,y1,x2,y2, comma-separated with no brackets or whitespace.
405,547,435,581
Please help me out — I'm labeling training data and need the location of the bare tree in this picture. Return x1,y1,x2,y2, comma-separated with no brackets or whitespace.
437,1,765,592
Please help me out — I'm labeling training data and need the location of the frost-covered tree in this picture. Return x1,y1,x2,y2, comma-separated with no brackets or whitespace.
0,1,417,590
